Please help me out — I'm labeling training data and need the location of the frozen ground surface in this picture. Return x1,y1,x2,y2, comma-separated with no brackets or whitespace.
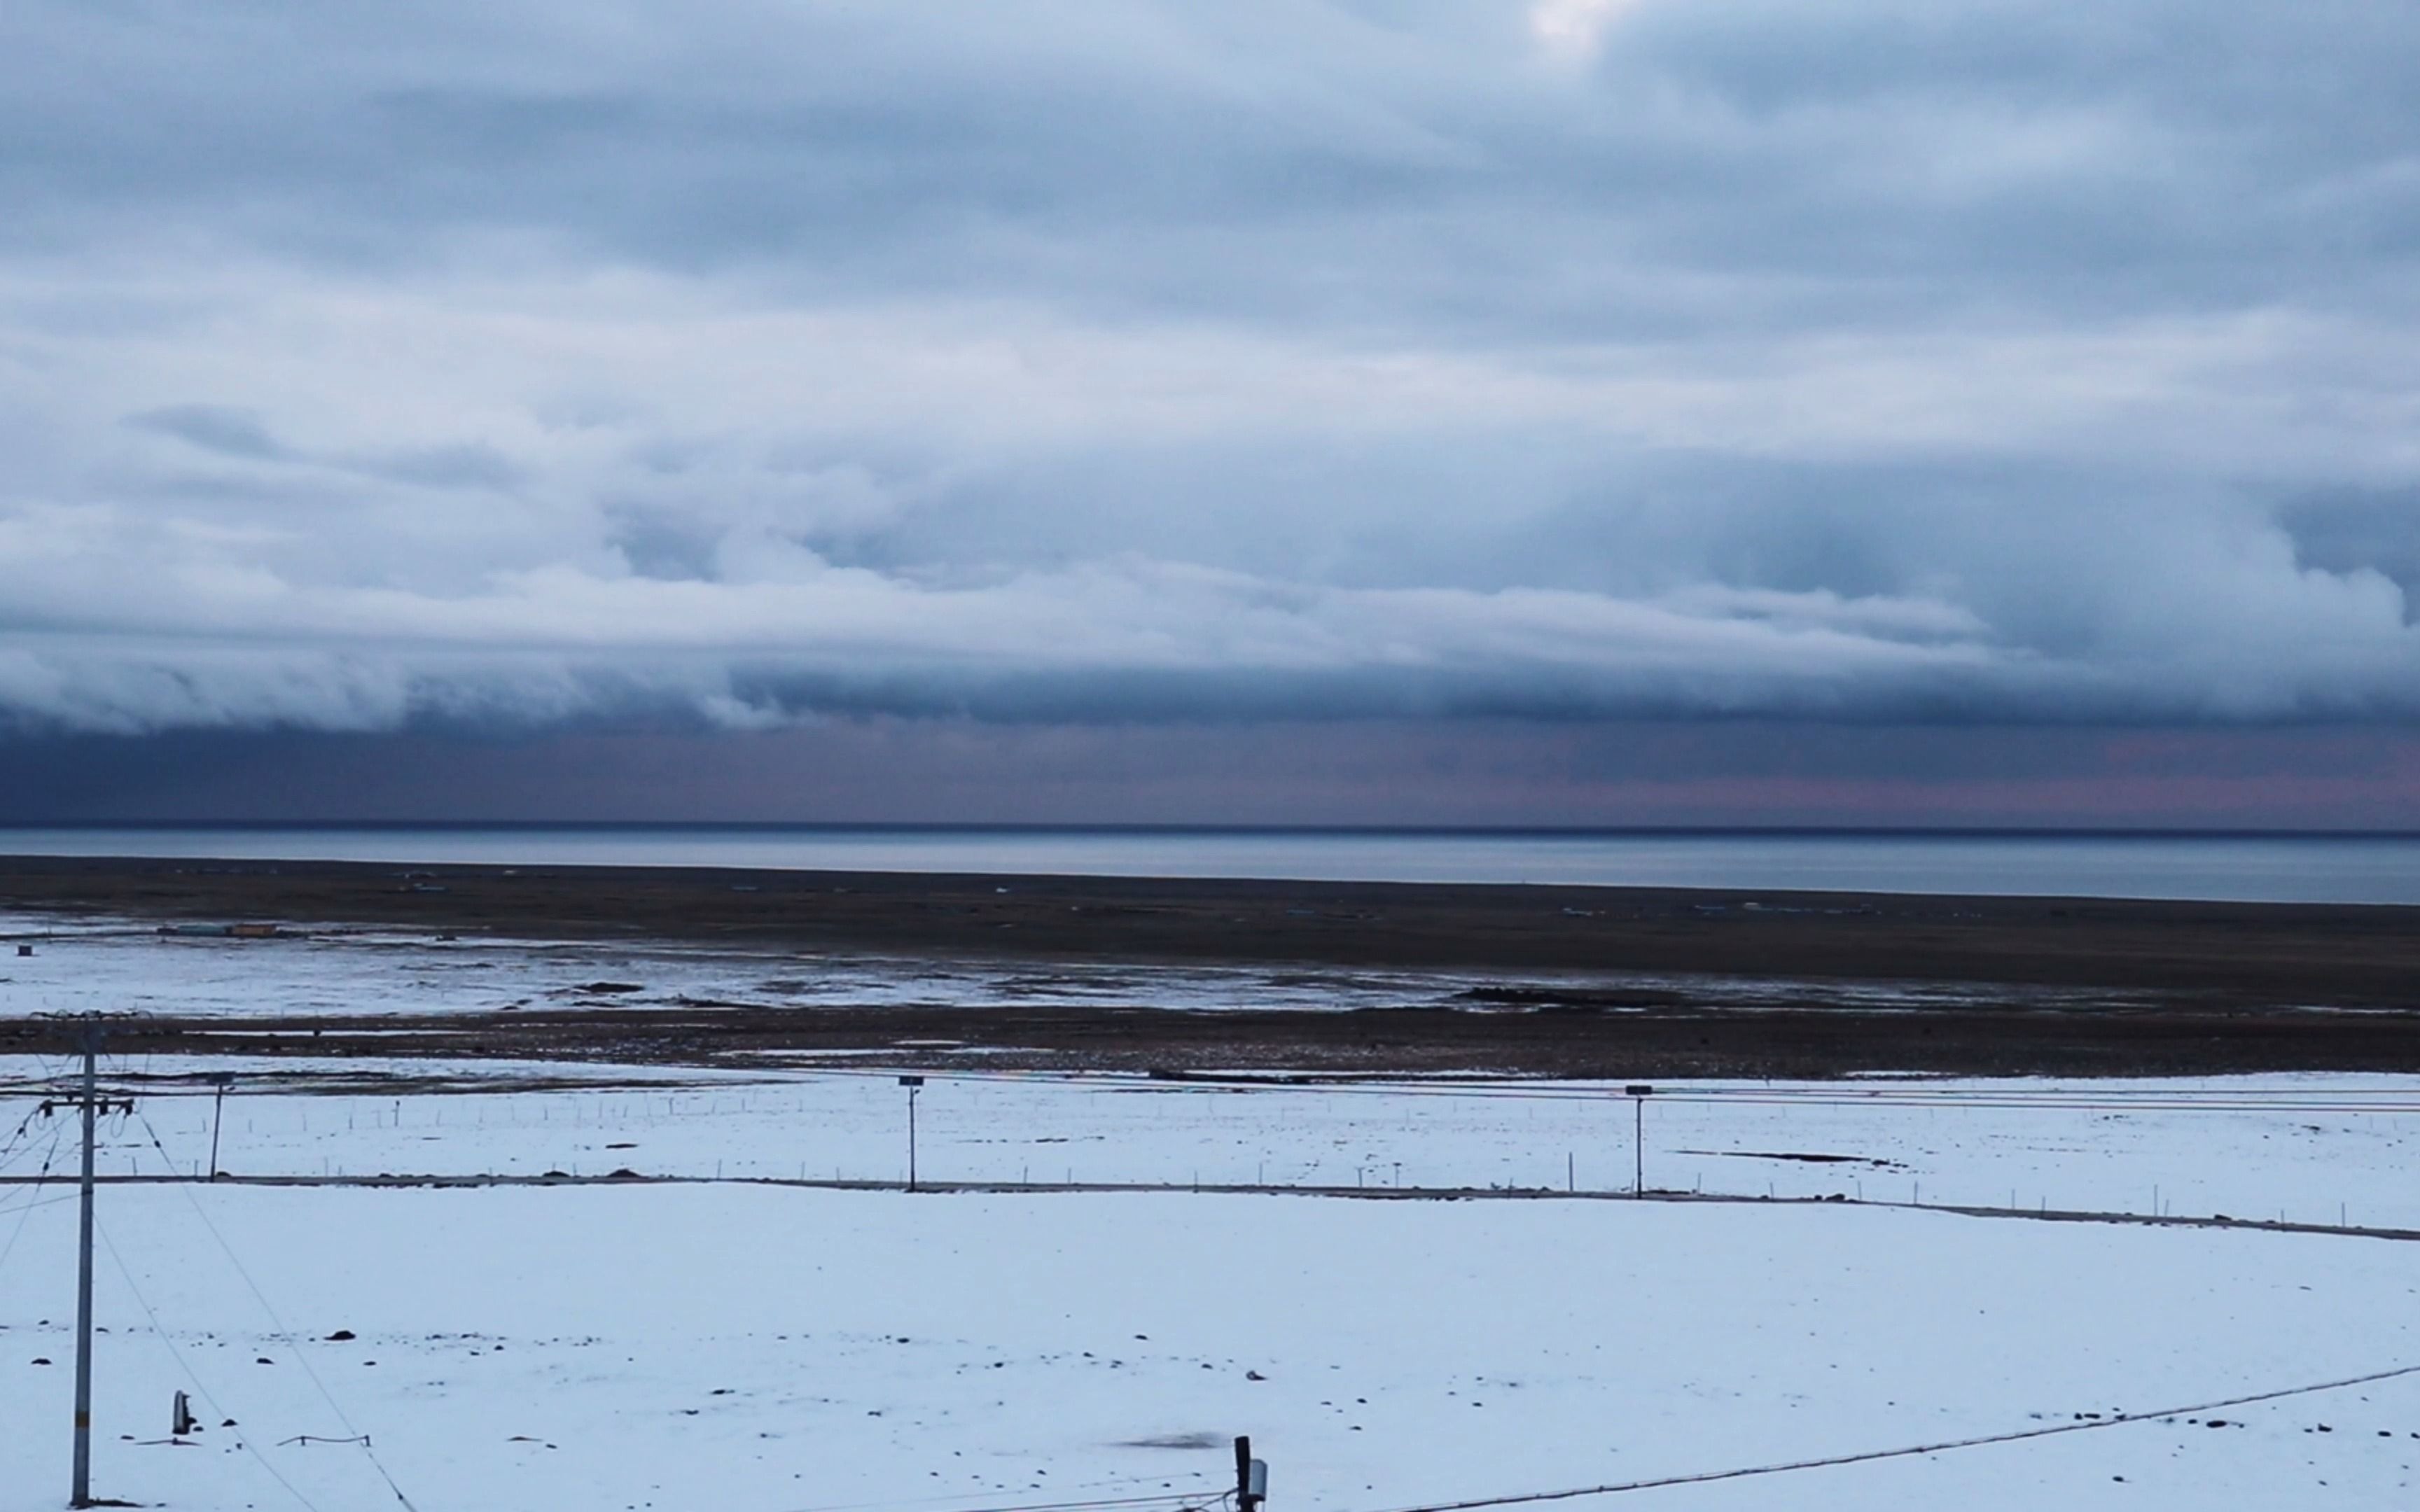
0,912,2143,1019
6,1183,2420,1512
6,1074,2420,1510
6,1060,2419,1232
7,924,2420,1509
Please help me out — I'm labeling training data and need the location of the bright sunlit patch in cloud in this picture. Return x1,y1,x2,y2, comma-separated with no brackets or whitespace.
1529,0,1648,58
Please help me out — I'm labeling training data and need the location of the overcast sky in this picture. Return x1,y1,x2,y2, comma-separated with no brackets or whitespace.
6,1,2419,823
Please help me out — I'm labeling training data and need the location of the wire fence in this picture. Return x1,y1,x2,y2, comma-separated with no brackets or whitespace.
2,1062,2417,1236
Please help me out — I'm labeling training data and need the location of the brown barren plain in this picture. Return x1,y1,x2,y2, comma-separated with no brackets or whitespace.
3,855,2417,1079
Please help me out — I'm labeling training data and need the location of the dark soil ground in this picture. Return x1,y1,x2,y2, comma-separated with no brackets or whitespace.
4,854,2419,1079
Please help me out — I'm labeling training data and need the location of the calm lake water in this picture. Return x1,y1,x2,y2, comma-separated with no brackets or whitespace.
2,827,2418,904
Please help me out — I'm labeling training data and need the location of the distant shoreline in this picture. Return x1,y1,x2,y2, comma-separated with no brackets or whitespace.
5,853,2420,1079
12,820,2420,835
3,825,2420,904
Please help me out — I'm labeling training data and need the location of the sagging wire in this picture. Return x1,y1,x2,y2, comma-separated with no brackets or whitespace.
780,1479,1229,1512
134,1107,425,1512
0,1188,80,1223
0,1124,64,1281
93,1212,326,1512
796,1492,1232,1512
0,1100,45,1171
1349,1362,2420,1512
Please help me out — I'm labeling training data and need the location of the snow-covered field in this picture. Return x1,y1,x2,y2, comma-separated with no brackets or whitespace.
6,1064,2420,1509
8,918,2420,1509
5,1179,2420,1512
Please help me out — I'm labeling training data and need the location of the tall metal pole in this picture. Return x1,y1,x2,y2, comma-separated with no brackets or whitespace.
1625,1084,1653,1198
208,1074,231,1181
899,1076,924,1192
1633,1097,1643,1195
71,1028,97,1508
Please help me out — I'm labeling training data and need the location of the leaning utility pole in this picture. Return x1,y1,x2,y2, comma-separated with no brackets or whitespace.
207,1071,235,1182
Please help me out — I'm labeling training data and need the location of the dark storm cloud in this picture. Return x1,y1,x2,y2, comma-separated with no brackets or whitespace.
2283,490,2420,612
11,720,2420,830
1,1,2418,737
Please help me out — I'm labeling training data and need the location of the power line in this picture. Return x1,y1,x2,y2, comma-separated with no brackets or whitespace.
0,1124,64,1280
93,1213,326,1512
0,1188,81,1222
41,1058,2420,1113
1350,1362,2420,1512
0,1101,45,1170
779,1476,1225,1512
133,1109,424,1512
61,1058,2420,1142
789,1491,1228,1512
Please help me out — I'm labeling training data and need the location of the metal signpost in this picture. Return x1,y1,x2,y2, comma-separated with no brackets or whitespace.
207,1070,235,1181
1626,1084,1655,1196
899,1075,925,1191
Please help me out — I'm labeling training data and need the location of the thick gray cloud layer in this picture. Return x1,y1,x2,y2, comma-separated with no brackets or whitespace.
4,0,2419,734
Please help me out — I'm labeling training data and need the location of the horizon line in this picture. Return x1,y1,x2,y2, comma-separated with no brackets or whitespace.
3,820,2419,841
